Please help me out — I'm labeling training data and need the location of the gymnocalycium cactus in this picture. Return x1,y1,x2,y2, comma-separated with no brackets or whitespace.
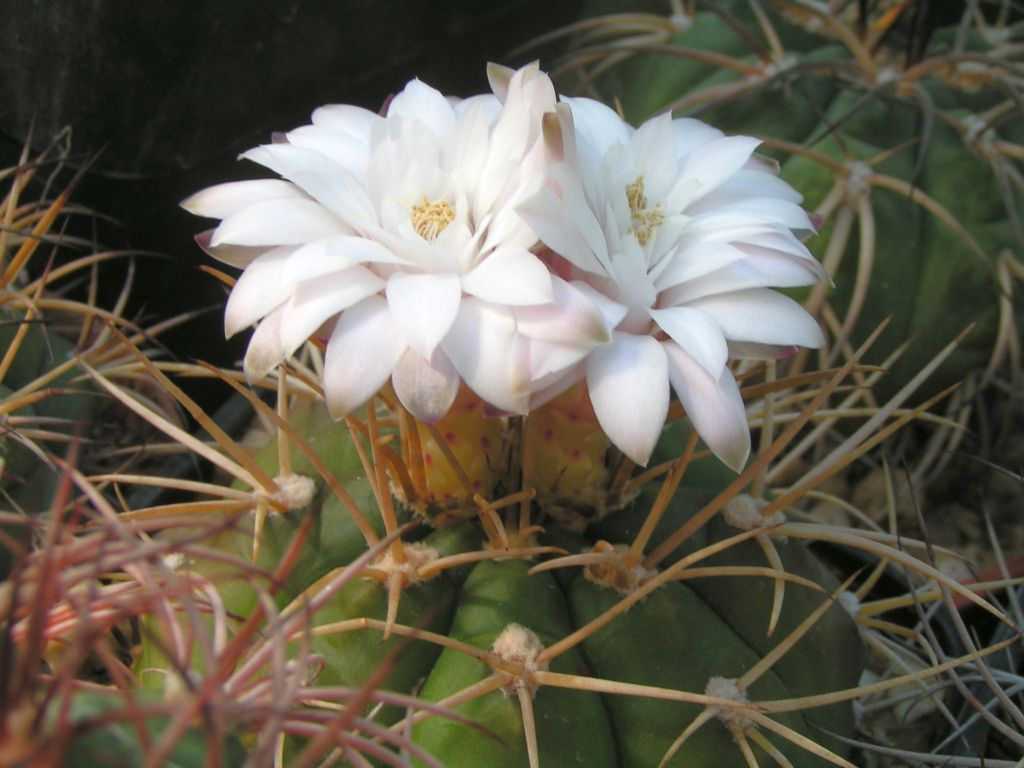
94,59,1013,767
110,331,1009,767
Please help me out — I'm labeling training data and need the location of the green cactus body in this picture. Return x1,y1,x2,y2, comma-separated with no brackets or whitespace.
578,2,1023,397
145,400,864,767
0,383,36,489
569,577,817,768
0,311,103,576
0,313,100,487
414,559,619,768
0,312,99,429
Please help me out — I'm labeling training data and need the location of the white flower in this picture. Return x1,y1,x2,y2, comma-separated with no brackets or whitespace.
519,99,827,469
183,64,608,422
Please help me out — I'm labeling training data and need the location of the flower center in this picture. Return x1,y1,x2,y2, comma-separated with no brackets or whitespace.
625,176,664,246
411,196,455,241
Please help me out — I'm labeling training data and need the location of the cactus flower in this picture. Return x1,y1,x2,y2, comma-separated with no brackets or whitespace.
185,60,826,473
184,64,608,422
520,99,827,469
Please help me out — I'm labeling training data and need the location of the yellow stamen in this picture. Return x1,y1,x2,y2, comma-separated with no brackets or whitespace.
625,176,664,246
411,196,455,241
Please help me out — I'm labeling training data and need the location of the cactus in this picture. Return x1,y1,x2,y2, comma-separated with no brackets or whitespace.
98,56,1016,767
0,140,113,582
3,35,1021,768
548,0,1024,400
9,351,1010,767
88,303,996,764
92,325,1016,767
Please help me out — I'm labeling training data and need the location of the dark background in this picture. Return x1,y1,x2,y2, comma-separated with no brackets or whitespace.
0,0,584,408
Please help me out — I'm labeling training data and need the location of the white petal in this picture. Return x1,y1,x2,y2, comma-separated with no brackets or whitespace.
279,236,407,289
462,248,553,306
242,142,344,177
224,247,295,337
648,306,728,376
517,166,610,276
193,231,265,268
285,125,369,172
528,339,591,382
505,62,553,113
513,278,613,346
211,198,346,246
745,154,780,174
663,343,750,472
517,186,598,275
607,249,657,310
687,205,810,236
672,118,725,154
688,289,825,348
449,102,492,203
697,169,803,206
690,197,814,231
661,252,822,305
311,104,379,139
629,113,678,197
322,235,412,265
486,62,516,101
454,93,501,122
585,333,669,466
679,215,792,244
323,298,406,418
385,272,462,359
484,66,554,190
278,267,385,354
392,348,460,422
654,241,750,291
387,79,457,138
571,281,630,330
478,198,542,256
243,305,287,382
442,298,530,414
745,231,822,264
668,135,761,209
285,169,378,230
240,144,377,230
181,180,305,219
563,97,632,157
